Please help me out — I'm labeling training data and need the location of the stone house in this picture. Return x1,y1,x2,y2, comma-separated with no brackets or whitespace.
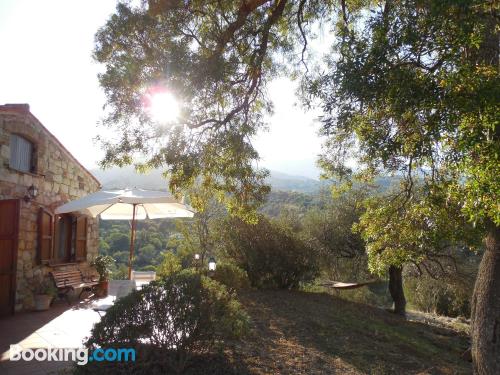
0,104,101,315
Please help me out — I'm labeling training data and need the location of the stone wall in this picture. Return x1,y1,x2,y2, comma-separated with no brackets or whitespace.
0,104,101,311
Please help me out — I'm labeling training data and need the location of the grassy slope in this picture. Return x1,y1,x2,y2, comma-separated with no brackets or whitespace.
224,290,471,375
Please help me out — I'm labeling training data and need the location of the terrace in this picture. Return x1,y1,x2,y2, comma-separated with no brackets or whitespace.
0,280,144,375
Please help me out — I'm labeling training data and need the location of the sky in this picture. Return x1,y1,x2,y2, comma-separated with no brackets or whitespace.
0,0,324,179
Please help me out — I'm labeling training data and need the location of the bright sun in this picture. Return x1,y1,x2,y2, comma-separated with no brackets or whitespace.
148,92,180,123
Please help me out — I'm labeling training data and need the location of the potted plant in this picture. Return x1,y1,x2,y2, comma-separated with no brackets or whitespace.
92,255,115,297
33,278,57,311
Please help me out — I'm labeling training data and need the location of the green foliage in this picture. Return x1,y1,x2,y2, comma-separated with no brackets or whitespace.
91,255,116,281
99,219,179,272
110,264,129,281
301,189,378,304
308,1,499,274
134,244,156,267
356,186,482,275
87,1,498,339
218,215,319,289
259,190,320,218
98,239,110,255
403,248,481,318
212,262,251,292
93,1,285,220
107,232,130,251
156,251,182,277
97,190,325,278
91,3,498,367
83,269,249,373
303,189,368,273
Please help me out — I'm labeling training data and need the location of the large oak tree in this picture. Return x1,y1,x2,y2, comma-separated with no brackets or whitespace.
94,1,499,373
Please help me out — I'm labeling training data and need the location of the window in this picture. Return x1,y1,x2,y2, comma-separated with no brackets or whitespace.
54,215,75,263
38,209,88,264
10,134,35,173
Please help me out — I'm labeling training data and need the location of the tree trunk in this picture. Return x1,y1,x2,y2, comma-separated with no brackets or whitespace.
388,265,406,316
470,11,499,375
471,221,500,374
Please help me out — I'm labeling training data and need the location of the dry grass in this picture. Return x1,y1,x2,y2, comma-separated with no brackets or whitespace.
222,290,471,375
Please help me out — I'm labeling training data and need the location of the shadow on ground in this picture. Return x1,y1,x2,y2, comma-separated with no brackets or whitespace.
225,290,471,375
3,290,470,374
0,302,74,356
74,349,251,375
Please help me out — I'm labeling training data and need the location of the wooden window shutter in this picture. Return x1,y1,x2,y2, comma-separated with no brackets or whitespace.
75,216,88,262
38,208,53,264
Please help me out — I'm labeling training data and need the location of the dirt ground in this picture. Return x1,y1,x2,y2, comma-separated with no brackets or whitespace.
221,290,471,375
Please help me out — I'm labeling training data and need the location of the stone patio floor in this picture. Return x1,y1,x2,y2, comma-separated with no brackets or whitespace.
0,281,137,375
0,302,99,374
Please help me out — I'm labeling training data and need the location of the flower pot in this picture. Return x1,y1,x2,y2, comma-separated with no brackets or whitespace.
34,294,52,311
97,280,109,297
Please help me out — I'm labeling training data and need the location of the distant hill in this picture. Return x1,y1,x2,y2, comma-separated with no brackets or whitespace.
90,166,325,193
266,171,325,193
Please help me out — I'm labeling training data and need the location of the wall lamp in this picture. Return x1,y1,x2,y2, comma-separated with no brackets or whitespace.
24,184,38,202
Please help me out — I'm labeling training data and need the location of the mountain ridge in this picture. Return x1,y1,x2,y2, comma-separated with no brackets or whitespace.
90,166,324,193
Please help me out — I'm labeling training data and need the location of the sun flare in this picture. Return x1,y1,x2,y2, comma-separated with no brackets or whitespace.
148,91,180,123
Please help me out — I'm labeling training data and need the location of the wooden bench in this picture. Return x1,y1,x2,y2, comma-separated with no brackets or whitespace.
50,268,99,304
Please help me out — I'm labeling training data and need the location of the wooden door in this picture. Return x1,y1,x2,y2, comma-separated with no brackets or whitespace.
0,199,19,316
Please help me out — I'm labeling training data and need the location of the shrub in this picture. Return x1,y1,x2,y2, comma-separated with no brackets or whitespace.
404,276,472,318
80,269,249,374
212,262,251,292
91,255,115,281
219,215,319,289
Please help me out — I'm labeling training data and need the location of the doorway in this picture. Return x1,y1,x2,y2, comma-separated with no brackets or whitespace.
0,199,19,316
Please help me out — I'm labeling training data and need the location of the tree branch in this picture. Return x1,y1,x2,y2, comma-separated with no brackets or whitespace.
188,0,288,129
214,0,274,55
297,0,308,72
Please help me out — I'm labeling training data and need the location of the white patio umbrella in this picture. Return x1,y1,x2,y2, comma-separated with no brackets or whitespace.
55,188,195,279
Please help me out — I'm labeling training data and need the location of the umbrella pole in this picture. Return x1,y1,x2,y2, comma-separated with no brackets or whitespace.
128,204,137,280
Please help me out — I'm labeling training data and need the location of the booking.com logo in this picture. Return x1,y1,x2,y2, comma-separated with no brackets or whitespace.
9,345,136,365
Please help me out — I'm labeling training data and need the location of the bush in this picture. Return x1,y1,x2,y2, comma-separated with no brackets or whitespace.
91,255,116,281
80,270,249,374
219,215,319,289
404,276,472,318
212,262,251,292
